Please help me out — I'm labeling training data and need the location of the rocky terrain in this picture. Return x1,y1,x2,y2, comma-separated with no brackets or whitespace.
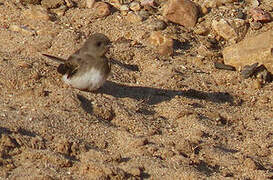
0,0,272,179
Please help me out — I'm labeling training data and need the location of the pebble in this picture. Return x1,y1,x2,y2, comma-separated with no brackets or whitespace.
138,9,150,20
126,11,143,23
9,25,37,36
55,137,71,155
93,104,114,121
200,5,208,15
194,25,208,35
41,0,64,9
109,0,121,9
86,0,95,8
223,30,273,73
149,20,167,31
249,8,272,22
120,5,130,16
212,19,237,43
141,0,155,7
163,0,198,28
64,0,75,8
22,5,50,21
129,2,141,11
241,63,259,78
214,61,236,71
148,31,174,56
250,21,262,30
50,5,67,16
94,2,111,18
256,66,271,82
235,9,246,19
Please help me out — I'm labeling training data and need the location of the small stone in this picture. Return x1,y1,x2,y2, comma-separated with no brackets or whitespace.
163,0,198,28
126,11,143,23
194,25,208,35
9,25,37,36
50,5,67,16
148,31,174,56
129,2,141,11
235,9,246,19
138,9,150,20
256,66,272,82
64,0,75,8
249,8,272,22
201,5,208,14
55,137,71,154
120,5,130,16
212,19,237,43
93,103,114,121
141,0,155,7
86,0,95,8
241,63,259,78
94,2,111,17
32,71,41,80
223,30,273,73
20,0,41,5
22,5,50,21
16,60,32,68
109,0,121,9
250,21,262,30
41,0,64,9
214,62,236,71
149,20,167,31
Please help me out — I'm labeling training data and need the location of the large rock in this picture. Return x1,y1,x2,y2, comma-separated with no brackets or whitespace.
212,18,248,43
212,19,237,42
223,30,273,72
163,0,198,28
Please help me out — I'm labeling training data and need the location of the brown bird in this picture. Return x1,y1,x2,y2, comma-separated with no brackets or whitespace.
43,33,111,91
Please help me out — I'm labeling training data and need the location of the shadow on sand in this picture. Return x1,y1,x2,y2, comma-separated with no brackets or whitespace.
92,81,234,105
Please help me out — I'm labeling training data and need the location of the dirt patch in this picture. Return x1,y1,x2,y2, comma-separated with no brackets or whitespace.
0,0,272,179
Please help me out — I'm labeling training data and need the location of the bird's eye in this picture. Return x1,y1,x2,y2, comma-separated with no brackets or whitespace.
96,42,102,47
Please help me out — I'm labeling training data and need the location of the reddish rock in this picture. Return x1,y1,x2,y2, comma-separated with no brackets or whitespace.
148,31,174,56
249,8,272,22
163,0,198,28
94,2,111,17
141,0,155,7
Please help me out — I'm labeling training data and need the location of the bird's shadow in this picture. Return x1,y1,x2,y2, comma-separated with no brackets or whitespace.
93,81,234,105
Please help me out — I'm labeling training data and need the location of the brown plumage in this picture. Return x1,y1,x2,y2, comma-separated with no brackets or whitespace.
43,33,111,91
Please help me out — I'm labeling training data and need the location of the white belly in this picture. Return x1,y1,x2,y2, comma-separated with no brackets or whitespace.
62,68,106,91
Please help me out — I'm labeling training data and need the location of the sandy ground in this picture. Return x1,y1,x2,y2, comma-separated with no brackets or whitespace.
0,0,273,179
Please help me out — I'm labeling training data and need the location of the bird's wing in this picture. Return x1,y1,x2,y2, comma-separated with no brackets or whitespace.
43,51,82,78
63,50,84,78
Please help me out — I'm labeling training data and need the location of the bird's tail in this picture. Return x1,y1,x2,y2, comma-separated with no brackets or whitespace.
42,54,66,63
